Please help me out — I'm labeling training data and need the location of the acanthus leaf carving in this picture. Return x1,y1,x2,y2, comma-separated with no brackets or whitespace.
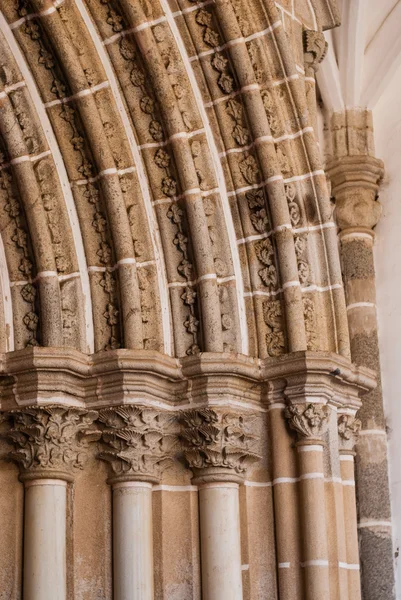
180,408,260,477
3,406,100,479
97,406,175,483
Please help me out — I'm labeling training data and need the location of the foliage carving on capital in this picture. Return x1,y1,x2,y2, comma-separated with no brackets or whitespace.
285,403,329,440
180,408,260,476
337,414,361,450
303,30,328,71
4,406,101,479
97,406,175,483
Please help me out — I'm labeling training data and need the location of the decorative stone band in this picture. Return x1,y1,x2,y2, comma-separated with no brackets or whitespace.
337,414,361,453
285,403,329,443
97,405,176,484
2,405,101,482
180,408,260,484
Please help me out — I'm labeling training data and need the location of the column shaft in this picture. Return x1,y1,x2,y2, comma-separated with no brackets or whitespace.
270,406,303,598
340,453,361,599
198,482,243,600
23,479,67,600
113,482,154,600
297,444,330,600
340,230,394,599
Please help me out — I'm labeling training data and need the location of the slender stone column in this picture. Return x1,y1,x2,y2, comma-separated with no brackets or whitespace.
285,402,330,600
181,408,260,600
23,479,67,600
4,405,100,600
328,111,396,599
198,481,242,599
112,482,154,600
97,406,173,600
338,414,362,599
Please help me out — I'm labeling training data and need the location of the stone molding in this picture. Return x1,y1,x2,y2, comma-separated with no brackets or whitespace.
2,405,100,481
180,408,260,484
327,109,384,232
0,348,376,412
97,405,175,484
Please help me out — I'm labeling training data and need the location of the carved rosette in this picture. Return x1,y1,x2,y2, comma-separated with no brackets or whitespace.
285,403,329,443
180,408,260,483
4,406,101,481
337,414,361,453
97,406,175,484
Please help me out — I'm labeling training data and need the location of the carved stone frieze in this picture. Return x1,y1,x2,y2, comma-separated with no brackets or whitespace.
285,403,329,442
97,405,175,484
3,406,100,481
180,408,260,482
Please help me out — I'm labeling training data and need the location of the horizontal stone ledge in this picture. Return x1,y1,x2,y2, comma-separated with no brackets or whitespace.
0,347,376,412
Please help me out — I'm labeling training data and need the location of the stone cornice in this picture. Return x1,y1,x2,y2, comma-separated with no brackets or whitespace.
261,351,376,410
0,348,375,414
327,155,384,197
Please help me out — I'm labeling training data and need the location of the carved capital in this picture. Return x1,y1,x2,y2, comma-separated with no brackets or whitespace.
337,414,361,452
97,405,175,484
180,408,260,483
303,30,327,72
327,155,384,231
3,406,101,481
285,403,329,442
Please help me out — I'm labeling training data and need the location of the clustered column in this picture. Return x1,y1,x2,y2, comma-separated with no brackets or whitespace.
97,405,173,600
328,112,395,599
181,408,259,600
285,402,331,600
4,406,100,600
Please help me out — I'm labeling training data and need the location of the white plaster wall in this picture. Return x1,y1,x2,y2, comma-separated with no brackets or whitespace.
373,61,401,598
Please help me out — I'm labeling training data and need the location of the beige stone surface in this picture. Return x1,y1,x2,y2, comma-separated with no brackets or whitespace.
0,0,391,597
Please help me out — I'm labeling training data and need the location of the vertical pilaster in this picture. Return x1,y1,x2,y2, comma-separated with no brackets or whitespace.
4,405,100,600
328,112,396,599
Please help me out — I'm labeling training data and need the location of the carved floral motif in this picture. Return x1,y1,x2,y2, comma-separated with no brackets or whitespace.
285,403,329,440
263,299,285,356
180,408,260,475
338,414,361,450
97,406,175,482
4,406,100,478
0,143,39,346
18,6,120,349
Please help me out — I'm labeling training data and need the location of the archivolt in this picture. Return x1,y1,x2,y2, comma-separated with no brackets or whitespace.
0,0,349,360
